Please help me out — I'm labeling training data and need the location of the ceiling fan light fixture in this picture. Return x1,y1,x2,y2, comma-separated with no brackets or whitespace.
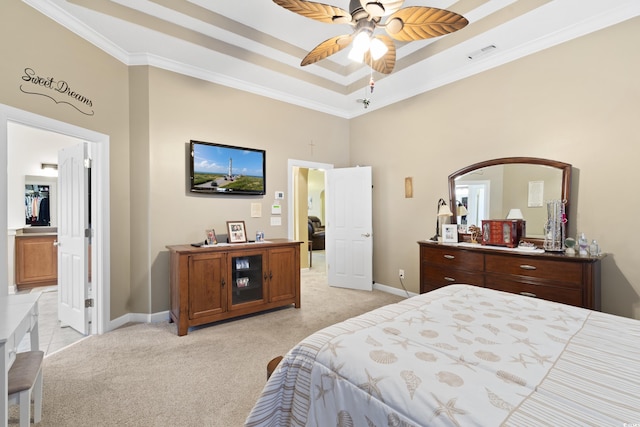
349,31,371,62
369,37,388,60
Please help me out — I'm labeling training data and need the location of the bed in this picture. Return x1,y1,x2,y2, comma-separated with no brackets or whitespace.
245,284,640,426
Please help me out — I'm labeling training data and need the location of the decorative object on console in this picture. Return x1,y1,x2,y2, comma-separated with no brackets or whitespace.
205,229,217,245
430,198,453,241
227,221,247,243
578,232,589,256
543,199,566,252
468,225,481,244
564,237,576,255
481,219,526,248
441,224,458,243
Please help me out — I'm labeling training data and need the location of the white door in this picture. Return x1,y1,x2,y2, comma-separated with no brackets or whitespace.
326,166,373,291
57,142,90,334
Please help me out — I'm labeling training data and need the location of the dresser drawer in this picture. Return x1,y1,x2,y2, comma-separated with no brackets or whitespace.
485,254,582,285
485,275,583,307
421,246,484,270
422,264,484,289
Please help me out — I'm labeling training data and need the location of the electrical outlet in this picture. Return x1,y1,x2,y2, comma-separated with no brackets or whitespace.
399,269,405,279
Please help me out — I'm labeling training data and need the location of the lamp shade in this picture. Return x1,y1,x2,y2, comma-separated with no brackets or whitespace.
438,204,453,217
457,205,468,216
506,208,524,220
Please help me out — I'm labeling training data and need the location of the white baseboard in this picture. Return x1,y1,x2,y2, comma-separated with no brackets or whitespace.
373,282,416,299
104,286,412,333
108,310,170,332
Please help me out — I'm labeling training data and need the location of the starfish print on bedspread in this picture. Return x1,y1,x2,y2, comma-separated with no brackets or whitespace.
510,353,533,368
321,359,345,392
358,368,386,403
446,354,479,371
512,336,538,349
431,394,467,427
324,340,344,357
527,350,553,365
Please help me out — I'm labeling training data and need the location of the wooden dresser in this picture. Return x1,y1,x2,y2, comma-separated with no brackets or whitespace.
418,240,603,310
167,239,301,336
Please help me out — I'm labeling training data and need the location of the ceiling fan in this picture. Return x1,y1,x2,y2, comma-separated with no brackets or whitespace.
273,0,469,74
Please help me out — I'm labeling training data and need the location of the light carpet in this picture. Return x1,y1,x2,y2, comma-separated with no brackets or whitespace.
9,263,403,426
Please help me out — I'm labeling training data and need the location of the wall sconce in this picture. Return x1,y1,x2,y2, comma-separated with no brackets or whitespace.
430,198,453,241
506,208,524,219
41,163,58,171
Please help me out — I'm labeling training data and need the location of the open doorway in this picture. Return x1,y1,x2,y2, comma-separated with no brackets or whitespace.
1,103,111,335
287,159,332,270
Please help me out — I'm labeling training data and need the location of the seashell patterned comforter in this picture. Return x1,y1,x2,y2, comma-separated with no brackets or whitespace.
245,285,640,426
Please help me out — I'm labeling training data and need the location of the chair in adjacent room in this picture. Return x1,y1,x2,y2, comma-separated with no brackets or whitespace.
307,216,325,250
8,350,44,427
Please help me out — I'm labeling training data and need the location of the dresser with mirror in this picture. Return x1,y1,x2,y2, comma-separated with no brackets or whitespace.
419,157,603,310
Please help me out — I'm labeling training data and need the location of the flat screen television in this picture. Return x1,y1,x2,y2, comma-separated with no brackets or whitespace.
189,140,266,195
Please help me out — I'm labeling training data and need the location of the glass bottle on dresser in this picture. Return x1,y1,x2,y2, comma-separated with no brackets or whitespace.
578,233,589,256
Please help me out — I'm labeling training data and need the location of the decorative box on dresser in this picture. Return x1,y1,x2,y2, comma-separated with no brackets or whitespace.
167,239,301,336
418,240,603,310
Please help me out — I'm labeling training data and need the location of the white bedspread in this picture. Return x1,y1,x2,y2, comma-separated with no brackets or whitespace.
245,285,640,426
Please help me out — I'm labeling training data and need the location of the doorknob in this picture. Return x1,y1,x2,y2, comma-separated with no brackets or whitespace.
53,240,60,246
361,233,371,238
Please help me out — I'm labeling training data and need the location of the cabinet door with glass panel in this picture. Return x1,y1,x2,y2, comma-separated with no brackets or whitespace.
228,250,265,309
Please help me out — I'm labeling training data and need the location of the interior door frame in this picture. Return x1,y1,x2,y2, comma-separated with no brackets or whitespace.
287,159,333,261
0,104,111,335
286,159,334,270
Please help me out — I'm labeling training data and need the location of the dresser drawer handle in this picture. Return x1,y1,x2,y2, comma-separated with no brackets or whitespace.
520,292,537,298
519,264,537,270
443,255,455,260
444,277,456,282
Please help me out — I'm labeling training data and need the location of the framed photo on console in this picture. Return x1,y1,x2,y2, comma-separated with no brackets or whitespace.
227,221,247,243
442,224,458,243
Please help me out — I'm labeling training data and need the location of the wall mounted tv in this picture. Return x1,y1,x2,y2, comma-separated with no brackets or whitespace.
189,140,266,195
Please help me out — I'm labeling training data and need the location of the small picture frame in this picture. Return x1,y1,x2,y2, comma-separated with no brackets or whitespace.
205,229,217,245
442,224,458,243
227,221,247,243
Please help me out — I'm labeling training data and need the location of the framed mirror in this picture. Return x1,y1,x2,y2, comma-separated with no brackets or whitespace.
448,157,571,244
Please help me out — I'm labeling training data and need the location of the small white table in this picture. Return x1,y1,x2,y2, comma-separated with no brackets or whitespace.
0,293,40,427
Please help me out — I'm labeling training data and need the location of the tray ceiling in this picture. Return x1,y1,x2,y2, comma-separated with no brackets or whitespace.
24,0,640,118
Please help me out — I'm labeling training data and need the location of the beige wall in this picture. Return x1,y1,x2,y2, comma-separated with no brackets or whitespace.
0,0,132,319
350,16,640,319
143,67,349,312
2,0,639,321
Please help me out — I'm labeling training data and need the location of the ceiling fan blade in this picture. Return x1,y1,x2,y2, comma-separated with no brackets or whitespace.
301,34,353,66
359,0,404,18
273,0,352,24
364,35,396,74
384,6,468,42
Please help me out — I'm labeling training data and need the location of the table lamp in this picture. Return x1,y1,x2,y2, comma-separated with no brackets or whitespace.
506,208,524,220
430,198,453,241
